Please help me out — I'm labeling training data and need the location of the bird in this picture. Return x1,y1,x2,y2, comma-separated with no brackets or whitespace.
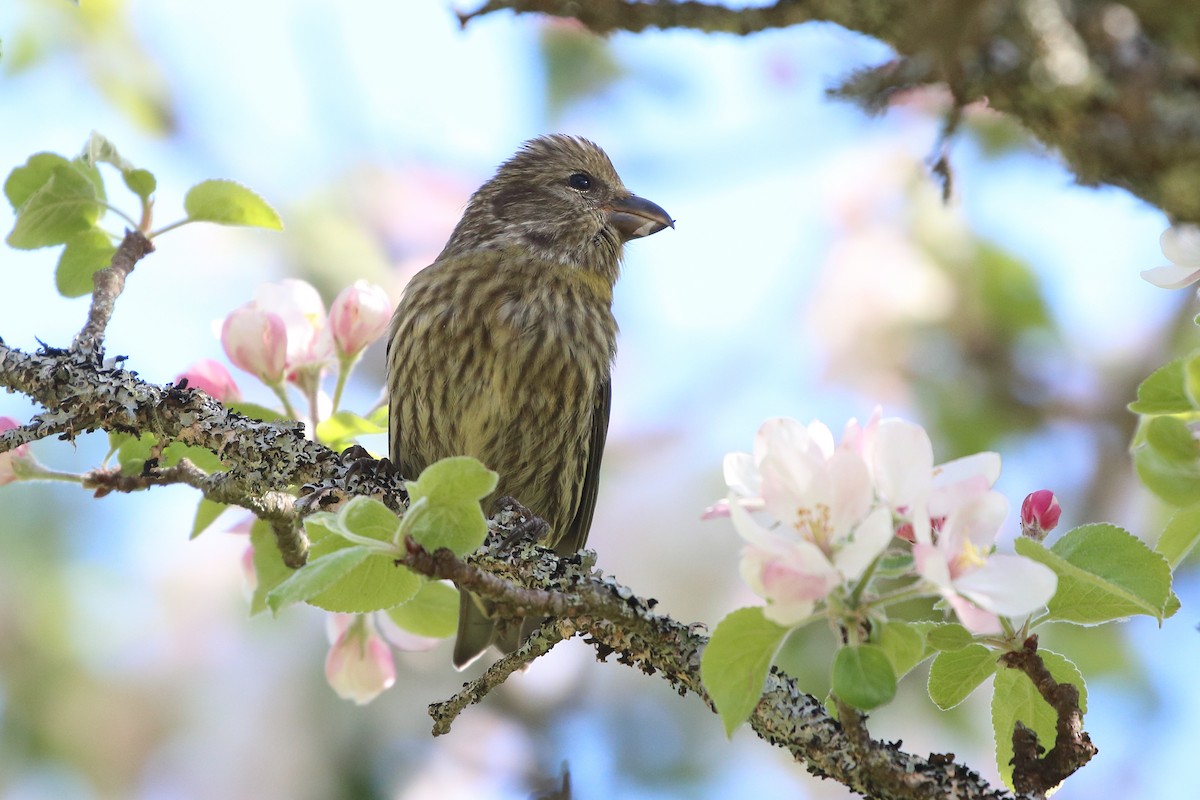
387,135,673,668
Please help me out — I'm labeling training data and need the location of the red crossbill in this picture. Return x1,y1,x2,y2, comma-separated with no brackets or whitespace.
388,135,673,667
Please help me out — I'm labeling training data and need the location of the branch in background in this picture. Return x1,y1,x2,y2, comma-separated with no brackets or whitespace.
463,0,1200,223
999,635,1097,795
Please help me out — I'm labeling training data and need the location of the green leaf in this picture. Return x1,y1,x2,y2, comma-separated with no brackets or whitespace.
927,644,996,710
339,496,401,543
250,518,294,616
367,404,389,429
874,621,927,680
190,498,228,540
299,510,420,614
7,162,102,249
161,440,225,474
5,153,71,209
1156,503,1200,569
113,431,158,475
56,229,116,297
79,131,135,173
1129,357,1194,415
832,644,897,710
1015,524,1173,624
403,456,499,556
1145,415,1200,464
924,622,975,652
123,169,156,202
184,179,283,230
267,545,372,614
72,158,107,205
386,580,459,638
75,132,155,203
1164,592,1181,618
1133,415,1200,506
992,649,1086,791
316,410,386,453
700,607,790,736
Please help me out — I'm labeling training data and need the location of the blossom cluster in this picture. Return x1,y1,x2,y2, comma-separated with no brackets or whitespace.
707,412,1058,634
220,278,391,388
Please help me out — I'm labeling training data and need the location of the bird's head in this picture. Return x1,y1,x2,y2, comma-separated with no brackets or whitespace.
443,135,674,281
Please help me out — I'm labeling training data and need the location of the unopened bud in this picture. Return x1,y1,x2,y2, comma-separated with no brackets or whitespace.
1020,489,1061,541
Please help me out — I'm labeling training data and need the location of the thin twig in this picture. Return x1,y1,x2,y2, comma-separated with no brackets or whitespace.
428,621,566,735
72,229,154,355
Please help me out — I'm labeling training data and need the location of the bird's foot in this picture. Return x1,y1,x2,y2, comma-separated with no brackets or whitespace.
491,495,551,550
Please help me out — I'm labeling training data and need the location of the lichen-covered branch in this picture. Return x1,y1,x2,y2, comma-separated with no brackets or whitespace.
463,0,1200,223
0,341,407,517
405,535,1035,800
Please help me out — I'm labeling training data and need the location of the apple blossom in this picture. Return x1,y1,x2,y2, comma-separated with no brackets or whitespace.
865,418,999,543
716,417,895,625
325,614,396,705
329,280,391,359
913,492,1057,634
1141,224,1200,289
176,358,241,403
252,279,336,376
221,304,287,385
1020,489,1061,541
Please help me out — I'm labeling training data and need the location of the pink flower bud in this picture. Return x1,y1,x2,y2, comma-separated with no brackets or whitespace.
176,359,242,403
0,417,35,486
324,615,396,705
1020,489,1061,541
329,280,392,359
221,304,287,385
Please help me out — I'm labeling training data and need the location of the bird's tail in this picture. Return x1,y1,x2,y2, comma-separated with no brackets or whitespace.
453,591,498,669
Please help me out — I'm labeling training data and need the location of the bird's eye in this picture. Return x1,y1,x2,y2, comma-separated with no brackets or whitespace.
568,173,593,191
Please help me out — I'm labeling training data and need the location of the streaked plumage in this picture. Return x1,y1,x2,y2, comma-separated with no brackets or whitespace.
387,135,672,667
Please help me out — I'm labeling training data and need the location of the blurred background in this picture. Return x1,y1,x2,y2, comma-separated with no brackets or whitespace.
0,1,1195,798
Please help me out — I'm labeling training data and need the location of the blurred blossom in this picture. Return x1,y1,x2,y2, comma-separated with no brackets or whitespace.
0,416,37,485
807,228,955,397
1140,224,1200,289
176,358,241,403
913,493,1058,634
329,280,392,359
324,614,396,705
359,166,473,280
1020,489,1062,540
221,304,288,385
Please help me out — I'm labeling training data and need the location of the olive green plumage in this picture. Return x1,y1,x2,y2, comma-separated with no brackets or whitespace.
387,135,672,667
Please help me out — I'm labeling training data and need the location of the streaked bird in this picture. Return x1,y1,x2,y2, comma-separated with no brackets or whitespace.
387,135,673,667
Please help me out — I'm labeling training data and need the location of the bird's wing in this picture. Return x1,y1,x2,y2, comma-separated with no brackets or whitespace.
555,376,611,557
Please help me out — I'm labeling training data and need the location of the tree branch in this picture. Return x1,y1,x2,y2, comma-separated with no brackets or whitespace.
999,635,1097,796
402,535,1036,800
463,0,1200,222
0,341,407,517
73,229,155,355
